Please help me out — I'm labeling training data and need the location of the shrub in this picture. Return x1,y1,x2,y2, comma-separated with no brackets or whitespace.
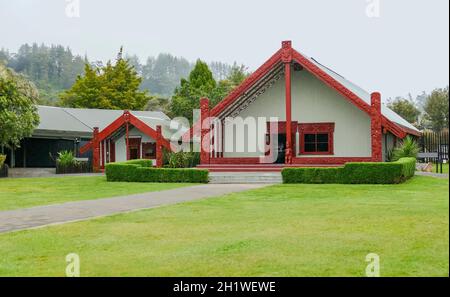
105,159,208,183
0,154,7,178
282,167,343,184
0,154,6,168
391,136,420,161
165,151,201,168
121,159,153,167
282,157,416,184
56,150,77,166
55,150,92,174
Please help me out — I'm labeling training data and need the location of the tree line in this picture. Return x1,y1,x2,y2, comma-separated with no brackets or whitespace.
387,88,449,132
0,43,242,104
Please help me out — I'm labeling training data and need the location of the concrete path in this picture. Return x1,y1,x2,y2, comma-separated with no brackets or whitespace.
8,168,104,178
415,171,449,179
0,184,268,234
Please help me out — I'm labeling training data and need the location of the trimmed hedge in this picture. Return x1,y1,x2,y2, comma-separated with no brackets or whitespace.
282,157,416,184
56,160,91,174
105,159,208,183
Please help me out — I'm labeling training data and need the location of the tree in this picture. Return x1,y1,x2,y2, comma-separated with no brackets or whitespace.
60,48,150,110
0,64,40,149
387,97,421,126
5,43,86,105
169,60,217,122
424,87,449,132
169,60,250,121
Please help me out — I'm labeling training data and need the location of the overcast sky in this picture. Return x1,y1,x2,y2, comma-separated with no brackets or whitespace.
0,0,448,100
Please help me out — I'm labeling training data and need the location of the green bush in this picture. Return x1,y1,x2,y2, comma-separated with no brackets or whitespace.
282,157,416,184
0,154,6,168
56,150,77,166
165,151,200,168
282,167,343,184
55,150,92,174
391,136,420,161
120,159,153,167
105,159,208,183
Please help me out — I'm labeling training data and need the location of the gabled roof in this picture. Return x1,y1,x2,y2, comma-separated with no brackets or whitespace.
79,111,172,154
189,41,420,139
34,105,173,138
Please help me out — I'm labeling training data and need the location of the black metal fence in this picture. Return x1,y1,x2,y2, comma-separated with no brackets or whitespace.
418,131,449,160
417,131,449,173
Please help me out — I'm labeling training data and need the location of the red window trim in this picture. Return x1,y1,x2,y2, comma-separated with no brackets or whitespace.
298,123,335,155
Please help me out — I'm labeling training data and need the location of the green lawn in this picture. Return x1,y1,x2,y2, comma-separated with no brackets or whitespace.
0,176,191,210
0,176,448,276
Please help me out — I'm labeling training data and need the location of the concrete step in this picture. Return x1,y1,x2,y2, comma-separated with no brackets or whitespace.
8,168,56,178
209,172,282,184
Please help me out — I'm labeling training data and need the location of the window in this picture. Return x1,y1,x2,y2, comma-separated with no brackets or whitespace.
142,142,156,159
299,123,335,155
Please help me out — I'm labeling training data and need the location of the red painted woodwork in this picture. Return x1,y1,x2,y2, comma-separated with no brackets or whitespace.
298,123,335,155
92,127,100,173
266,121,298,134
101,140,106,169
125,121,130,160
209,157,262,165
156,125,163,167
283,47,293,164
200,98,210,165
371,92,383,161
292,157,372,165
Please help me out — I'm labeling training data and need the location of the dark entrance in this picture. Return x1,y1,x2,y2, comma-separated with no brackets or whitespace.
4,138,83,168
275,133,286,164
128,138,141,160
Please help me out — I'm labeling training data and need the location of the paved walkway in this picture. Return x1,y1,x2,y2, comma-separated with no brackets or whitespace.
415,171,449,179
0,184,268,234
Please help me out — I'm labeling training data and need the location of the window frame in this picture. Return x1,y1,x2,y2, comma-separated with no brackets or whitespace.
298,123,335,155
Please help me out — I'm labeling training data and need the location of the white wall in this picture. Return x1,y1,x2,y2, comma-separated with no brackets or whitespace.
223,66,372,158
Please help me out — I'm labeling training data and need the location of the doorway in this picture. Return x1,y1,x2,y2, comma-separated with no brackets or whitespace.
275,133,286,164
128,138,141,160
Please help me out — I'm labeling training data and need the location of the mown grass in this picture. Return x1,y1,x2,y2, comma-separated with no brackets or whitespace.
0,176,448,276
0,176,191,210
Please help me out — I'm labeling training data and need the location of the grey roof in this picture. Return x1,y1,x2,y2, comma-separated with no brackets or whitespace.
34,105,173,138
303,54,420,133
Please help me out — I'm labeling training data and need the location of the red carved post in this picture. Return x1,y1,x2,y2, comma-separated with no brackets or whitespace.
371,92,382,162
92,127,100,172
282,40,293,164
200,97,210,165
124,111,130,160
156,125,163,167
101,140,105,169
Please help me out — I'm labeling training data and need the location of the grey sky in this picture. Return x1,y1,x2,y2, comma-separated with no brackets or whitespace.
1,0,448,101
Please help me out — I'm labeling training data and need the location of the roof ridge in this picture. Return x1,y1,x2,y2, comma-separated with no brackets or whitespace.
60,107,94,131
309,57,346,79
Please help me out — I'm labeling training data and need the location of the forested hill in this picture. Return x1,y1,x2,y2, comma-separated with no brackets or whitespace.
0,43,238,105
